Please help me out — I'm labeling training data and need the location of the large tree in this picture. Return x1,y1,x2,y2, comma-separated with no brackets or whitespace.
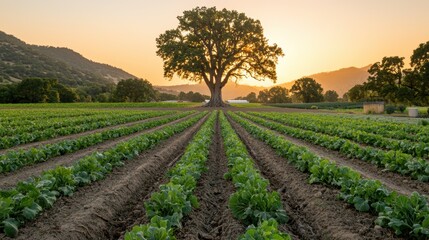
406,41,429,105
290,77,324,103
366,56,404,103
156,7,283,107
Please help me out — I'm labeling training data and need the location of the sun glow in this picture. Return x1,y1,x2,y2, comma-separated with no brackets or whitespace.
0,0,428,87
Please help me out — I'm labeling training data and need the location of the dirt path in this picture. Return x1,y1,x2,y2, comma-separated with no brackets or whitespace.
0,113,176,155
227,114,403,240
176,114,245,240
0,113,197,189
243,117,428,196
7,114,208,240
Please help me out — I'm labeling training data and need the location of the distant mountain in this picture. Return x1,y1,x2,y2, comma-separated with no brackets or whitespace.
155,82,266,100
278,66,370,96
0,31,135,87
156,66,370,99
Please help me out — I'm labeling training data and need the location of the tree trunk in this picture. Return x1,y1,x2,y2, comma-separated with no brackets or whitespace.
205,82,227,107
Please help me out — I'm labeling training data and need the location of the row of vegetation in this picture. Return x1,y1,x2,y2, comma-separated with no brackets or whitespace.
0,110,170,149
0,77,208,104
125,111,216,239
219,112,290,239
229,111,429,239
0,111,192,174
235,78,340,104
0,111,206,237
239,112,429,181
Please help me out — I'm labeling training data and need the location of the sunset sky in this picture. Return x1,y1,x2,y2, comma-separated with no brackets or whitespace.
1,0,428,87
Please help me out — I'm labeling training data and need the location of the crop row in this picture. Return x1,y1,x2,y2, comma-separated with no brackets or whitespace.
0,109,101,123
220,112,291,239
0,111,207,237
229,112,429,239
239,112,429,182
125,111,216,239
264,112,427,143
249,112,429,157
0,109,124,130
0,110,173,138
0,111,174,149
0,111,194,174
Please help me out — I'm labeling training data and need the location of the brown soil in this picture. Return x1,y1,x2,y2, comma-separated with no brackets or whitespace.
245,116,429,196
0,113,198,189
0,113,175,155
175,114,245,240
226,112,403,240
5,114,208,240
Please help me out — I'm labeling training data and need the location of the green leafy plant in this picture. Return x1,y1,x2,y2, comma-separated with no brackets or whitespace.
228,111,429,239
219,112,289,237
239,219,292,240
124,216,176,240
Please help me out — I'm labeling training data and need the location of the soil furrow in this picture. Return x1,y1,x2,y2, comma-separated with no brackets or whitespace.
0,113,197,189
7,113,208,240
176,114,245,240
0,112,175,155
227,113,403,240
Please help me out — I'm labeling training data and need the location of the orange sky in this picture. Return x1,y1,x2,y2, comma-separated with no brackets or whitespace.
1,0,428,87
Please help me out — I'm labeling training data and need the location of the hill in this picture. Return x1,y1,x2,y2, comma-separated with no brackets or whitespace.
278,66,370,96
0,31,135,87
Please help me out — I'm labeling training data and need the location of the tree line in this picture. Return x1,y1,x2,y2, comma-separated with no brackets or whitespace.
0,78,207,103
345,41,429,105
236,77,339,103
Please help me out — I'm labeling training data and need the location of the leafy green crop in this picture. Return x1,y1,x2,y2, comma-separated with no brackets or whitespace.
0,110,174,149
0,111,193,174
125,111,216,239
228,111,429,239
238,112,429,181
239,219,292,240
219,112,290,239
0,112,207,237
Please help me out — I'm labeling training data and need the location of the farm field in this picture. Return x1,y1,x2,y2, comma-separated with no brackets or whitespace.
0,106,428,239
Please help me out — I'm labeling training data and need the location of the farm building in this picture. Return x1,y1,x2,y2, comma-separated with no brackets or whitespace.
363,102,384,114
226,100,249,104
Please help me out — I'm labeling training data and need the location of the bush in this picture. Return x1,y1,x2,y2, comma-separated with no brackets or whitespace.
385,105,396,114
419,120,429,126
310,105,318,109
397,105,406,113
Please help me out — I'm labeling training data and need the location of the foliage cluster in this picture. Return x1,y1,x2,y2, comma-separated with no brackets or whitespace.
346,41,429,106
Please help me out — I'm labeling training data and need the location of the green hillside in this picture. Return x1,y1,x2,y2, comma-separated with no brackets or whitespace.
0,31,135,87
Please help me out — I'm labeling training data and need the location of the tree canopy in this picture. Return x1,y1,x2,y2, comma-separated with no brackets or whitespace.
156,7,283,106
324,90,339,102
345,40,429,105
290,77,324,103
257,86,291,103
114,78,157,102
